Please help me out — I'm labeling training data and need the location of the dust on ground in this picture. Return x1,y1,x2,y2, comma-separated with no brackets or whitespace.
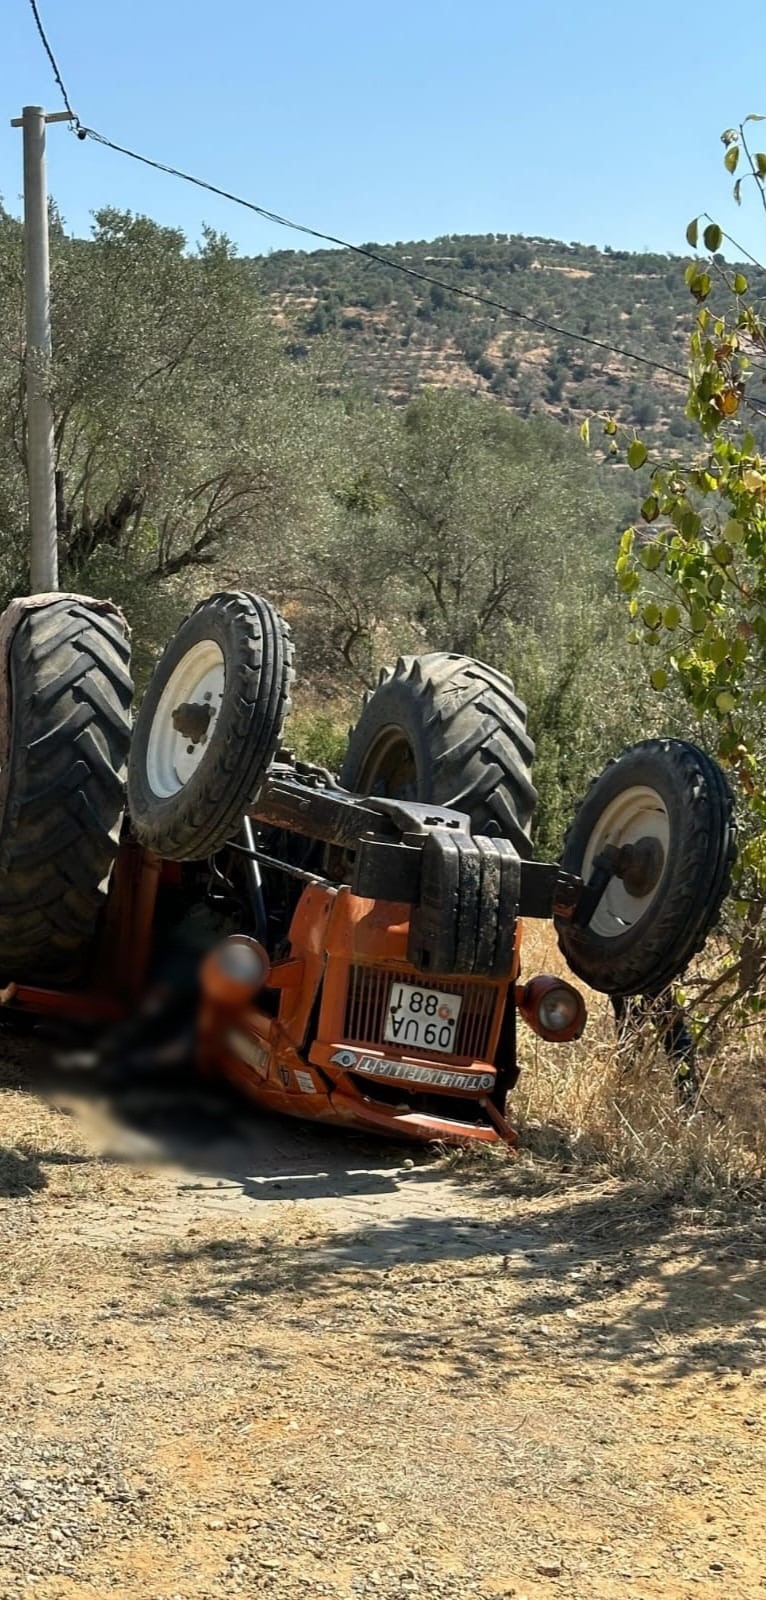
0,1037,764,1600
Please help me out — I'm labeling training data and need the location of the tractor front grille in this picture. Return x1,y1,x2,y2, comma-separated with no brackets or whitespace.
343,965,497,1061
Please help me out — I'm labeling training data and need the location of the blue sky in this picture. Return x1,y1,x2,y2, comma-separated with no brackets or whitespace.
2,0,765,261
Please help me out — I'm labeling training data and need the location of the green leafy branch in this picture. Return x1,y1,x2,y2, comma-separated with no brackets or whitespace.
596,120,766,1010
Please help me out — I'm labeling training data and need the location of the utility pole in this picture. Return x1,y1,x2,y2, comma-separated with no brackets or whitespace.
10,106,75,592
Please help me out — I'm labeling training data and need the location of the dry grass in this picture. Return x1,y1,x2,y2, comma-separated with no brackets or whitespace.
514,921,766,1200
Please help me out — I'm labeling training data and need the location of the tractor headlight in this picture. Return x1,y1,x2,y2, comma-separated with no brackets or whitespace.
516,976,586,1042
538,985,582,1035
200,936,270,1006
216,940,266,985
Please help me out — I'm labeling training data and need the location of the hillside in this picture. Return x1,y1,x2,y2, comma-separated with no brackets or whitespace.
253,232,709,447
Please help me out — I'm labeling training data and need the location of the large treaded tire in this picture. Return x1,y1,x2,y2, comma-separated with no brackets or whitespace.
339,653,537,856
0,598,133,986
555,739,736,998
128,592,294,862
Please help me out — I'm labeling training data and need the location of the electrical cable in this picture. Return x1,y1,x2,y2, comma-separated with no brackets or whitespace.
82,131,766,420
26,0,78,124
78,126,688,383
20,0,694,386
27,0,761,404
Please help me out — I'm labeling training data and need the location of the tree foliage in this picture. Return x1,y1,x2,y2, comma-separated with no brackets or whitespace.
0,205,331,674
0,199,650,864
613,117,766,1011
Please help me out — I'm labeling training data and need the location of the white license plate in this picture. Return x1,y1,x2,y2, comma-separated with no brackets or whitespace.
384,982,463,1054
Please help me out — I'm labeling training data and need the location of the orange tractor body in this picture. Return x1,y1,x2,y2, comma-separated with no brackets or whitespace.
197,881,583,1148
200,885,518,1145
0,836,584,1148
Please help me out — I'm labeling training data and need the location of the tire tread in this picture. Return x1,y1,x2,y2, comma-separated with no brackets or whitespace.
555,738,736,996
0,600,133,985
340,651,537,855
128,591,294,861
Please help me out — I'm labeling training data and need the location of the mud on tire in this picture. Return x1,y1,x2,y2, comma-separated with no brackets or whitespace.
0,597,133,986
340,653,537,856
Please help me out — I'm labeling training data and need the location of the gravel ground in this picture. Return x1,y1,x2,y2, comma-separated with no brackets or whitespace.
0,1044,764,1600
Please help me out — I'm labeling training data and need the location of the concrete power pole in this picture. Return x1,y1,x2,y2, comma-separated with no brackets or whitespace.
11,106,75,593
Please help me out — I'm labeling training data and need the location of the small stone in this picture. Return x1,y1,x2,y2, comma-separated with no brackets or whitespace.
709,1563,724,1574
402,1159,414,1171
536,1562,562,1578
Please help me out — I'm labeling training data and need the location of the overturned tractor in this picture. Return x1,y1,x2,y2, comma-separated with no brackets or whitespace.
0,591,736,1145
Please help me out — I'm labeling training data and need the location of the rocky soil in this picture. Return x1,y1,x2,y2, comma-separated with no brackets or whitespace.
0,1042,764,1600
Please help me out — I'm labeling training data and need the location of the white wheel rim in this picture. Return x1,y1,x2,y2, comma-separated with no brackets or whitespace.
581,784,669,939
146,639,225,798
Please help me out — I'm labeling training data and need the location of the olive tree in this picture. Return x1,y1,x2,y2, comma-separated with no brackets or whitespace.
273,388,620,689
0,204,332,671
383,390,614,657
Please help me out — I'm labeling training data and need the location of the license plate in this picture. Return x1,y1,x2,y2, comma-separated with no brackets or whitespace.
384,982,463,1054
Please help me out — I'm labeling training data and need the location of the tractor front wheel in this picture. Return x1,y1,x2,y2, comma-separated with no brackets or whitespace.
555,739,736,997
128,592,294,861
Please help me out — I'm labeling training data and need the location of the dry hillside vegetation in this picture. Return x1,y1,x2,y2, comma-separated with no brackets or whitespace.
254,233,746,449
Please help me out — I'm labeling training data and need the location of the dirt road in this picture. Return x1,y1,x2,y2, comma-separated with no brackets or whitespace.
0,1043,764,1600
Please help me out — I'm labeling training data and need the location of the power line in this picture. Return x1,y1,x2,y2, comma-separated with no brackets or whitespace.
79,127,688,385
23,0,689,387
26,0,77,124
23,0,687,384
23,18,766,447
22,0,766,421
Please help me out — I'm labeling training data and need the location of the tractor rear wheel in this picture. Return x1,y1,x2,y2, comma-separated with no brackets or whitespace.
0,596,133,986
340,653,537,855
